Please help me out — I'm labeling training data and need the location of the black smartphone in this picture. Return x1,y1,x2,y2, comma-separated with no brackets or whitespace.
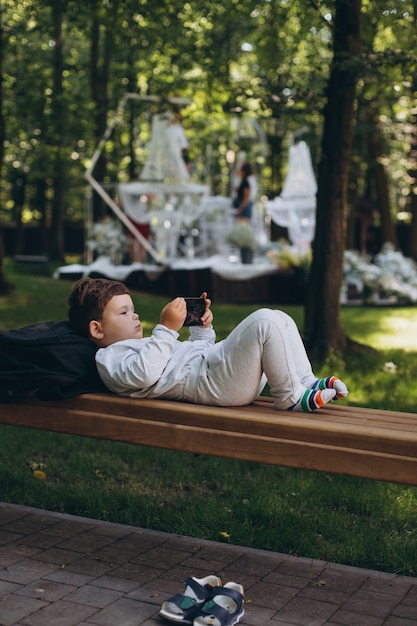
183,297,205,326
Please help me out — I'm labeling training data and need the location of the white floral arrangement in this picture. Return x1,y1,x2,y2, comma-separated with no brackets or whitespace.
87,218,130,263
342,243,417,304
224,223,258,250
342,250,379,296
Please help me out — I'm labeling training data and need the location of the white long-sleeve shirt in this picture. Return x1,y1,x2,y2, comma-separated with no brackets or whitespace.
95,309,315,409
95,323,216,401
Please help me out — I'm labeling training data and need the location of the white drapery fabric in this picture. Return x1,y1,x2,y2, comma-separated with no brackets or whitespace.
265,141,317,248
140,113,190,182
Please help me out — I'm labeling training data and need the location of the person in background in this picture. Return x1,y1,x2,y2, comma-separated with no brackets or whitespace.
127,217,150,263
232,162,255,223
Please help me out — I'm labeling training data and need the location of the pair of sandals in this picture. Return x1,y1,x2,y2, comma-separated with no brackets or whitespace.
159,575,245,626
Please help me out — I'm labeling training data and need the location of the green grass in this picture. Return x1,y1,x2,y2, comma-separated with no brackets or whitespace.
1,262,417,576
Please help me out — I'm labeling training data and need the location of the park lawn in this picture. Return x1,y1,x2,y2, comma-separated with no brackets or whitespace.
1,264,417,576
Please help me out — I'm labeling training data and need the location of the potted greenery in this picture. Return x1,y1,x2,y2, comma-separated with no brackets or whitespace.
224,222,258,264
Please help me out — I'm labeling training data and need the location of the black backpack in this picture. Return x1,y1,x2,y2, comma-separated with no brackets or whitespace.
0,320,108,402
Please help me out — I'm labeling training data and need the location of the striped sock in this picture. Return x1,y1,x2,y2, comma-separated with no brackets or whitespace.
311,376,348,399
288,388,336,412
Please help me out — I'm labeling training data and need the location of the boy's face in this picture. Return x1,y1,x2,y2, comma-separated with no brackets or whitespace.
90,294,143,347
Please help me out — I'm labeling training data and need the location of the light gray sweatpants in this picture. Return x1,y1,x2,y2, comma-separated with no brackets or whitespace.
188,308,317,409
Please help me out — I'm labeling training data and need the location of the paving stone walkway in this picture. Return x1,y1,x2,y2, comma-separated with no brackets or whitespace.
1,502,417,625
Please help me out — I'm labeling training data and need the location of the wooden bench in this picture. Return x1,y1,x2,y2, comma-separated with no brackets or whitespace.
1,394,417,486
13,255,51,275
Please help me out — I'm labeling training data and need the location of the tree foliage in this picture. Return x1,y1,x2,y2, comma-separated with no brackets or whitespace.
0,0,416,354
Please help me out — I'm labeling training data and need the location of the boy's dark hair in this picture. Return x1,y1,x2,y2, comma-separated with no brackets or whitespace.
68,277,130,338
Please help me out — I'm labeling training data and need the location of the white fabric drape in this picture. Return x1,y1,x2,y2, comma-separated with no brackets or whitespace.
265,141,317,246
140,113,190,182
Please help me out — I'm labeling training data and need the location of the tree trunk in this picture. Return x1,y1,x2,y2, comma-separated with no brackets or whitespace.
11,169,27,255
304,0,362,361
90,8,113,221
408,113,417,259
33,177,49,253
49,0,66,261
367,102,397,248
126,30,138,182
0,5,14,293
407,1,417,259
346,157,361,251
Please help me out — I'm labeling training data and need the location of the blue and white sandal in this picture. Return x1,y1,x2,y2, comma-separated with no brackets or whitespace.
159,575,222,624
193,582,245,626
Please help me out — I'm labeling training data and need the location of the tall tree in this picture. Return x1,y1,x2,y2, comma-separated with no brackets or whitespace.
407,0,417,259
0,3,14,293
366,100,397,247
49,0,67,260
304,0,362,361
89,0,115,221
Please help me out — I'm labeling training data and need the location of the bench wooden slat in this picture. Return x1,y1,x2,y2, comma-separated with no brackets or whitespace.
43,393,417,457
1,393,417,486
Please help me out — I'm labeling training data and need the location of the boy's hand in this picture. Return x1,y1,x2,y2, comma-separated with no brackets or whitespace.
160,297,187,331
199,292,213,328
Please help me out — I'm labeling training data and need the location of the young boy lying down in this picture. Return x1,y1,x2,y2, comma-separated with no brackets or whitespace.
68,277,348,412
